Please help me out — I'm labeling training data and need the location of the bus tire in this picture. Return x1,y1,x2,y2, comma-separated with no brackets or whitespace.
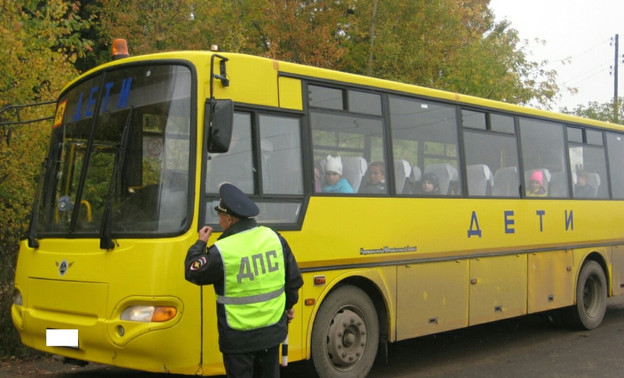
568,260,607,330
311,285,379,378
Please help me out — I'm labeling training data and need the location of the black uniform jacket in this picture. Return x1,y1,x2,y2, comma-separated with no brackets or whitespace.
185,218,303,354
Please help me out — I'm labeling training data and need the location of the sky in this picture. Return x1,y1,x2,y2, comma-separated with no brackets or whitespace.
489,0,624,111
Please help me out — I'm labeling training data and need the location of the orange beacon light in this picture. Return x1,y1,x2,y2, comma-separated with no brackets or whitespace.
112,39,130,60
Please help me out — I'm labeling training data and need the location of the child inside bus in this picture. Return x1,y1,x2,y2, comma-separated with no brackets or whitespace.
574,170,597,198
322,155,354,193
526,170,547,197
420,172,440,195
358,161,387,194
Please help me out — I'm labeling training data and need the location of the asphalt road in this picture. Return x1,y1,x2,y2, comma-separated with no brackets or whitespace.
4,296,624,377
367,296,624,378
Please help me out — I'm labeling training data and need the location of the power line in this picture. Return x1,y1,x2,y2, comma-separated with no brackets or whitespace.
543,38,611,69
563,65,610,87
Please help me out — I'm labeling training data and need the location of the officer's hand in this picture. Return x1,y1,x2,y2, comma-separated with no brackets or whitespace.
286,308,295,323
198,226,213,242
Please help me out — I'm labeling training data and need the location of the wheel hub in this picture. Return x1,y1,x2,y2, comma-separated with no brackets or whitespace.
326,309,367,367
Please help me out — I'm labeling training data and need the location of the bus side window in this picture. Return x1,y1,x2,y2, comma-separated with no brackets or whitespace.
389,96,462,196
206,112,254,194
606,132,624,198
341,156,367,193
314,160,323,192
582,172,601,198
568,127,609,199
548,171,569,198
259,115,303,195
466,164,493,196
309,101,385,195
462,110,519,198
525,169,551,197
519,118,568,199
402,165,422,194
492,166,520,197
424,163,458,195
393,159,412,194
317,155,366,194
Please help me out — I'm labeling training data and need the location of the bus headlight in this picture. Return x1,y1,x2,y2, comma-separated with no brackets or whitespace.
120,306,177,322
13,289,23,306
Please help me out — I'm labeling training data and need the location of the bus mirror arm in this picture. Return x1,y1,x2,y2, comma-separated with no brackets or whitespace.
209,54,229,98
213,59,229,87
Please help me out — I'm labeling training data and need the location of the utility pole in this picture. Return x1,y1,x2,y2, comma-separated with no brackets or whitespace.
614,34,620,123
367,0,379,76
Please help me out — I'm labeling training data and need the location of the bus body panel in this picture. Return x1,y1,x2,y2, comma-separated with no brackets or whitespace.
289,196,624,351
291,197,624,268
297,266,397,358
611,245,624,296
278,76,303,110
211,53,279,108
527,250,575,313
12,238,202,374
396,260,469,340
469,254,528,326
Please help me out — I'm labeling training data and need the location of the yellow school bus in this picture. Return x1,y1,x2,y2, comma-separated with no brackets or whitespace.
11,44,624,377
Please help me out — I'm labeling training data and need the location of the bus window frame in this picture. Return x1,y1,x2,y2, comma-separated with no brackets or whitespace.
566,125,610,199
306,81,390,195
388,94,462,197
460,107,520,198
200,104,308,232
33,60,199,238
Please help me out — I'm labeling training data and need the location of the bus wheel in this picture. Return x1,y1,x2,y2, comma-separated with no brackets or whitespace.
311,285,379,378
569,260,607,330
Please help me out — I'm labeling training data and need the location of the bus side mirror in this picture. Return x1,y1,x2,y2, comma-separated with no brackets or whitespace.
205,99,233,153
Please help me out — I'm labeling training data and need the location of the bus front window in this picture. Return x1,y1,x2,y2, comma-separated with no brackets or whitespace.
34,64,193,237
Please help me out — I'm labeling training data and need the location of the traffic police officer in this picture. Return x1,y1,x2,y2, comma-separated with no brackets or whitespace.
185,183,303,378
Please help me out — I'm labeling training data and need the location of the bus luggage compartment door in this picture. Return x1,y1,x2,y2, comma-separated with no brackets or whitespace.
469,254,527,326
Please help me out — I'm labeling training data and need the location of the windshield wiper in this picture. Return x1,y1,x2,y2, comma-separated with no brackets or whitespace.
100,107,133,249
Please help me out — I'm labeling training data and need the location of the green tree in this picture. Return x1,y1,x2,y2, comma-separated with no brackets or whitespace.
232,0,353,67
563,99,624,125
340,0,559,108
0,0,92,357
95,0,352,67
92,1,559,107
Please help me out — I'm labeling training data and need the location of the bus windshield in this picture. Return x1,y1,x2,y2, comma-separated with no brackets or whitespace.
33,64,193,237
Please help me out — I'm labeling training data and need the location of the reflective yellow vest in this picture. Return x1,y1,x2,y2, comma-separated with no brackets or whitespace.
214,226,286,330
